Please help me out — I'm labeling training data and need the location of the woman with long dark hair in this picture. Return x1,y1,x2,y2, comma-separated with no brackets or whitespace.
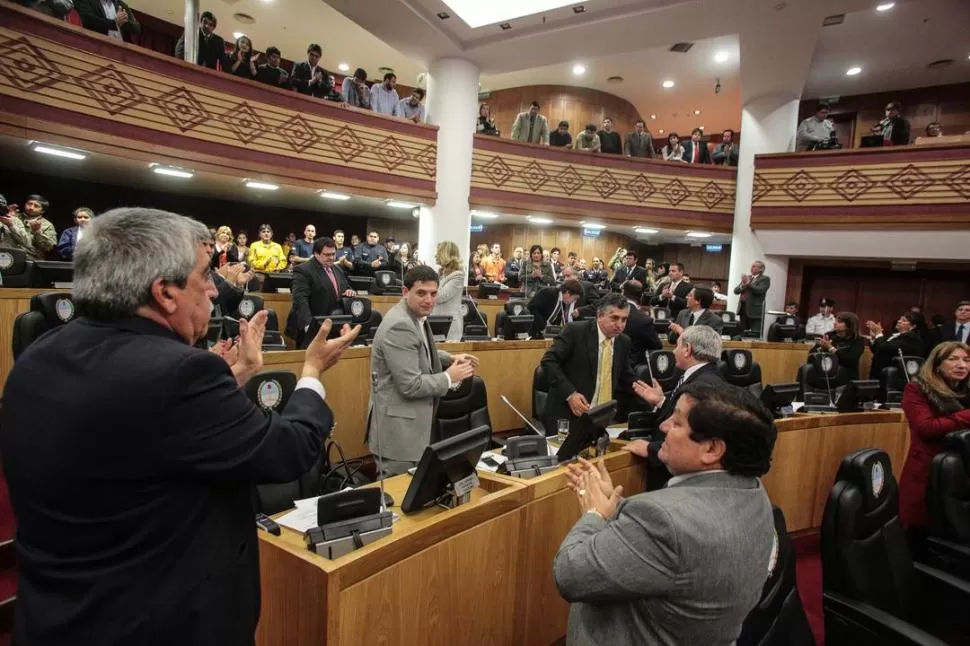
223,35,258,81
809,311,865,380
866,312,925,379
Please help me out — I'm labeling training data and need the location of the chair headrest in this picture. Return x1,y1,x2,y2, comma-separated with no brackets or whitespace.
721,349,753,375
342,296,372,322
237,295,265,319
374,270,396,287
653,308,670,321
0,248,28,275
891,355,923,378
30,292,75,326
809,352,840,377
648,350,677,378
834,449,895,513
941,430,970,476
720,311,734,322
244,371,297,411
505,300,528,316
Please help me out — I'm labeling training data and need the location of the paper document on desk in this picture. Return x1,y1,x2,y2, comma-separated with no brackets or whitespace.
276,505,318,533
606,424,626,440
477,451,508,472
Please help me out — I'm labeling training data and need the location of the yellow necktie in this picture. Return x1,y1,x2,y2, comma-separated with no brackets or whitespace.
595,338,613,405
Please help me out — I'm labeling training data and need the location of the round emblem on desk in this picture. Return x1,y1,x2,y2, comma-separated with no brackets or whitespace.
871,461,885,498
905,360,919,376
733,353,747,371
821,356,834,373
54,298,74,322
239,299,255,318
0,252,13,271
380,273,391,285
257,379,283,409
767,528,779,577
350,300,364,318
656,354,670,374
512,304,523,315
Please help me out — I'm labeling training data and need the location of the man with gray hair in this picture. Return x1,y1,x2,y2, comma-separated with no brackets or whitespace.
0,207,360,646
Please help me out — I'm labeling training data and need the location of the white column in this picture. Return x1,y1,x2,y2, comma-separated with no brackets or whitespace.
726,95,799,338
419,58,480,272
182,0,199,64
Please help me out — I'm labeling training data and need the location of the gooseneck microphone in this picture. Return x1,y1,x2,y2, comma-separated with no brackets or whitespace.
898,348,912,384
815,347,836,409
371,370,390,511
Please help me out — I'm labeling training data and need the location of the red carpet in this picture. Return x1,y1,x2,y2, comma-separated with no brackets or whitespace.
793,532,824,645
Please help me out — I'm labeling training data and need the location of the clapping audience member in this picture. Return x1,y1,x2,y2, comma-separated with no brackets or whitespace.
390,242,421,277
333,229,355,273
549,121,572,148
809,311,865,380
223,35,258,81
522,244,554,297
398,88,426,124
353,231,389,276
467,250,484,286
805,298,836,336
247,224,287,272
476,103,499,136
256,46,289,88
20,0,74,18
574,124,601,152
210,225,240,269
682,128,711,164
235,230,249,262
370,73,401,117
176,11,222,69
75,0,139,41
661,133,686,161
867,313,925,379
57,206,93,261
431,241,465,342
712,129,739,166
341,68,370,108
0,194,57,260
291,44,331,99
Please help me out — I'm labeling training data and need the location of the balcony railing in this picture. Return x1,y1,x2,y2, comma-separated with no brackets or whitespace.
471,135,738,233
0,4,438,202
752,143,970,230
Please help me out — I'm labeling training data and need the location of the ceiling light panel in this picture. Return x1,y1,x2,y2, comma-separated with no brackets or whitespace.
441,0,578,28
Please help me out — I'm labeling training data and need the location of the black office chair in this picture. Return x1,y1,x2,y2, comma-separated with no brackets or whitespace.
371,270,401,295
719,310,741,338
645,350,681,394
0,249,34,287
341,295,381,343
532,365,549,435
433,376,491,443
505,300,528,317
460,297,489,338
738,507,815,646
619,409,659,441
880,356,924,406
227,294,284,350
926,430,970,579
11,291,76,359
797,354,848,407
821,448,970,645
245,372,323,515
719,349,764,397
652,307,672,335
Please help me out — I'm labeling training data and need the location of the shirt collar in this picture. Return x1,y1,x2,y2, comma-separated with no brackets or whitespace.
681,362,709,382
667,469,727,488
691,308,706,319
597,323,611,347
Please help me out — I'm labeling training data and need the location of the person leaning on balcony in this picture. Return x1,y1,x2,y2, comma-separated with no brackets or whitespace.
74,0,140,41
175,11,224,70
624,119,656,158
341,68,371,109
510,101,549,145
370,73,401,117
661,133,686,162
248,224,287,273
550,121,573,148
574,124,601,152
477,103,499,136
796,102,836,151
256,46,289,88
18,0,74,18
223,35,258,82
291,43,332,99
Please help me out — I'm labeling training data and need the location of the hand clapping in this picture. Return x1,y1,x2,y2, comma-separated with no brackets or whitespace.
568,458,622,519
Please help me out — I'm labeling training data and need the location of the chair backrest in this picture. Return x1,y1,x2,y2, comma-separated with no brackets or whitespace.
652,307,671,321
927,429,970,544
532,365,550,422
237,294,265,320
433,376,491,442
12,292,76,359
719,349,764,396
0,249,34,287
341,296,372,323
720,310,737,323
738,507,816,646
460,297,477,324
799,355,849,403
505,300,528,316
821,449,917,621
372,270,400,294
646,350,681,393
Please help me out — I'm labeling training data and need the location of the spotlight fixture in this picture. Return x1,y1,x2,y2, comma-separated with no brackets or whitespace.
337,63,350,72
876,2,894,11
572,64,586,76
30,142,87,160
650,114,657,119
714,51,729,63
245,181,279,191
658,128,665,134
232,31,246,40
527,216,552,225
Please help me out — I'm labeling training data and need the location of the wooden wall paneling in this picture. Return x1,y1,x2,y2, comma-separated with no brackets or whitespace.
365,217,418,247
853,276,920,330
922,278,970,321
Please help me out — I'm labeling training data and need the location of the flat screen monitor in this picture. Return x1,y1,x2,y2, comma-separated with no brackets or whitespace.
261,272,292,293
427,315,453,342
312,315,353,339
760,383,800,418
477,282,502,299
30,260,73,288
401,425,491,514
860,135,884,148
773,324,798,342
502,314,533,341
558,400,617,461
348,276,375,294
836,379,881,412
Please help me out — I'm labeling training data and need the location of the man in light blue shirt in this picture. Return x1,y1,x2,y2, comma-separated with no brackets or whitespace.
398,88,426,124
370,72,400,117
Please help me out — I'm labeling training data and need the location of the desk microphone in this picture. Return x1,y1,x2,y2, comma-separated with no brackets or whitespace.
815,348,836,408
898,348,912,383
463,283,488,331
371,370,392,510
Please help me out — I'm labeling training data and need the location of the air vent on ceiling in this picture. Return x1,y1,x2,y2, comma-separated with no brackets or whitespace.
606,76,624,84
233,12,255,24
669,42,693,53
499,22,512,30
822,14,844,26
927,59,954,70
573,5,586,13
378,67,395,75
436,11,450,20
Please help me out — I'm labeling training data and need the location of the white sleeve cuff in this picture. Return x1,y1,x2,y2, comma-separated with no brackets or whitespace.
295,376,326,401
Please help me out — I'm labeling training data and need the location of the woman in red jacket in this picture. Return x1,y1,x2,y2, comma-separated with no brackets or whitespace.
899,341,970,530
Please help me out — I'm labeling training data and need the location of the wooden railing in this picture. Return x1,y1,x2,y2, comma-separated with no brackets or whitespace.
471,135,738,233
0,4,438,202
751,143,970,230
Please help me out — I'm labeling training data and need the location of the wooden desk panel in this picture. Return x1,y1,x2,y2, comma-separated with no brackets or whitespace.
0,288,69,392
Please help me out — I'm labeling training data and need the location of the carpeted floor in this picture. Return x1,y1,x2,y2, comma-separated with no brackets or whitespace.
793,531,824,645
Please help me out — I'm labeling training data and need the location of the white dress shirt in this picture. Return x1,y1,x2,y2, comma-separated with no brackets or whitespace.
294,376,326,401
100,0,121,40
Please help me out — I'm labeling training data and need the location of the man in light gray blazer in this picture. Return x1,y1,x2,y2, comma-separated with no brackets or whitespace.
367,266,478,475
510,101,549,145
734,260,771,337
667,285,724,344
554,381,777,646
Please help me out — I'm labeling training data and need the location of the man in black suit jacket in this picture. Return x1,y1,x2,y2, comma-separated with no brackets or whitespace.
286,237,356,348
667,286,724,344
0,207,360,646
175,11,223,69
939,300,970,345
609,250,647,291
681,128,712,164
75,0,140,39
540,295,635,436
291,43,333,99
651,262,692,317
527,279,584,339
561,265,600,306
620,280,662,364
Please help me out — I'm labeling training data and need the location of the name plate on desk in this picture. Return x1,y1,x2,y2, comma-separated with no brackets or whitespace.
452,472,479,499
487,295,498,300
276,288,291,294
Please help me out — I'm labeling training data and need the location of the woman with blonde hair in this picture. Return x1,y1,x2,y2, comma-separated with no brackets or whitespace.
431,241,465,341
899,341,970,531
210,225,240,269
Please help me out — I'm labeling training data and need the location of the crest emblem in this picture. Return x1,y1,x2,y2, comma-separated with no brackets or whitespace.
905,360,919,376
767,528,779,577
350,300,365,318
656,354,670,374
512,304,523,315
722,312,731,322
733,352,747,371
54,298,74,322
380,273,391,285
656,310,666,320
460,303,468,318
238,299,255,318
0,251,13,270
257,379,283,409
821,356,834,373
871,461,885,497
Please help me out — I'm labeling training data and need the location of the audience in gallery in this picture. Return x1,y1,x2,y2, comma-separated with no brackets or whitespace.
661,133,686,161
476,103,500,136
74,0,139,41
925,121,943,138
624,119,655,158
55,206,92,262
247,223,287,272
341,67,370,109
796,103,837,151
16,0,73,18
549,120,573,148
511,101,550,145
808,311,866,381
573,124,601,152
597,118,622,155
223,35,258,82
875,100,911,146
0,193,57,261
467,250,485,286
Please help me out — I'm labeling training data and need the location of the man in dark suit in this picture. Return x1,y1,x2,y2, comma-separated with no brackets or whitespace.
609,250,647,291
75,0,140,40
290,43,333,99
939,300,970,345
620,280,662,365
681,128,712,164
527,279,584,339
175,10,223,69
623,120,656,158
286,237,356,348
668,286,724,344
540,295,635,436
734,260,771,336
561,265,600,306
651,262,691,317
0,207,360,646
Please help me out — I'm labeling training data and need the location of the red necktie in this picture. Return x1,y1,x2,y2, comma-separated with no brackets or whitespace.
325,266,339,294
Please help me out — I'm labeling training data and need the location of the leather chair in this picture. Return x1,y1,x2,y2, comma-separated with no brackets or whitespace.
821,448,970,645
0,249,34,288
494,300,528,340
619,409,659,441
370,270,401,295
797,353,848,406
719,310,742,339
341,296,381,342
738,507,815,646
532,365,549,435
645,350,681,394
11,292,77,359
719,349,764,397
461,297,489,338
926,430,970,579
228,294,285,350
881,356,924,406
245,372,322,515
652,307,671,335
433,376,492,443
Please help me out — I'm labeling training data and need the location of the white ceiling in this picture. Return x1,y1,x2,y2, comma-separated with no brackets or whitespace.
803,0,970,99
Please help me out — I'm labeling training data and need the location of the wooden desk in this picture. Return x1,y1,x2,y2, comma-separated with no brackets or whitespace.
762,411,909,532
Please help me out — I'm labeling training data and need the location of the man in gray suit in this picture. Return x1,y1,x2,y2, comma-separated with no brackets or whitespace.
554,381,777,646
510,101,549,145
367,266,478,475
667,285,724,344
734,260,771,337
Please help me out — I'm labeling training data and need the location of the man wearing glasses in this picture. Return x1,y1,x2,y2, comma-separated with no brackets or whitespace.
286,237,357,348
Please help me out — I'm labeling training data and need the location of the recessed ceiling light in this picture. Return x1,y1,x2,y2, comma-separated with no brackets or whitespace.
31,143,87,160
698,125,705,130
527,216,552,225
232,31,246,40
572,64,586,76
470,210,499,219
714,51,729,63
650,114,657,119
662,80,675,88
151,165,193,178
337,63,350,72
658,128,665,134
634,227,659,234
876,2,894,11
693,109,701,115
386,200,417,209
320,191,350,200
245,181,279,191
845,66,862,76
686,232,712,238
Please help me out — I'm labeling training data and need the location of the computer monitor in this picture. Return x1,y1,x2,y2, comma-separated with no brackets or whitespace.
477,283,502,300
501,314,533,341
348,276,375,294
836,380,881,412
773,324,798,342
312,315,353,339
427,315,453,342
558,400,617,461
760,383,800,418
30,261,73,288
401,425,491,514
260,272,293,293
860,134,884,148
